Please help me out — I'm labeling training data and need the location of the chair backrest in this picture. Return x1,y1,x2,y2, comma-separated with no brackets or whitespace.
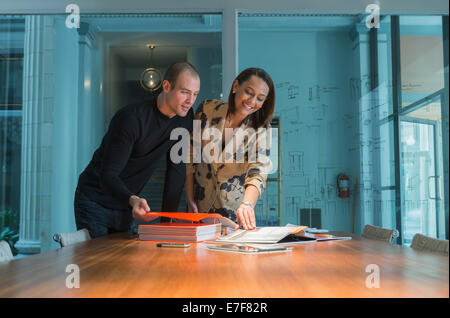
53,228,91,248
362,224,397,243
0,240,14,262
411,233,449,256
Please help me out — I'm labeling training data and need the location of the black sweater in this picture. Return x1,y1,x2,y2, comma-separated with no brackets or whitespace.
77,99,193,211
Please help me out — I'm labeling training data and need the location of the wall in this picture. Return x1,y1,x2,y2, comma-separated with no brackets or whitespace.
2,0,448,14
188,47,223,103
239,23,360,231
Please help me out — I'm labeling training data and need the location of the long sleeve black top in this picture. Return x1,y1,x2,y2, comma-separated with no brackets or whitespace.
77,98,193,211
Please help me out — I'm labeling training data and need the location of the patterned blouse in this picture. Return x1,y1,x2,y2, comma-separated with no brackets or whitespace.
187,99,272,221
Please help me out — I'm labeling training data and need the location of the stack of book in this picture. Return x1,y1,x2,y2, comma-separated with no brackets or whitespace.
138,222,222,242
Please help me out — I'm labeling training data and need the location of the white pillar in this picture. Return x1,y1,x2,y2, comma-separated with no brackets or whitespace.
15,15,54,254
49,17,80,252
222,8,238,96
350,23,372,234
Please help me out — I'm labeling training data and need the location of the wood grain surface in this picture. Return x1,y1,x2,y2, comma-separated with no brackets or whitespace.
0,232,448,298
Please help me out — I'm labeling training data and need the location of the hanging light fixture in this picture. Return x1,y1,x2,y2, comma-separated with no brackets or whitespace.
139,44,162,92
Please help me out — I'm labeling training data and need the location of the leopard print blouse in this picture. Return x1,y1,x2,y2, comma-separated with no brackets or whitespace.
187,99,272,222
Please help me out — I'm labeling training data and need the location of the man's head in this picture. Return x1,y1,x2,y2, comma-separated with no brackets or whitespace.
159,62,200,117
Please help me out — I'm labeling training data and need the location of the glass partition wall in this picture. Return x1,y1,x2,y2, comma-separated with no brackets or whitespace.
237,13,448,244
398,16,446,244
375,15,447,244
0,13,222,253
238,14,364,230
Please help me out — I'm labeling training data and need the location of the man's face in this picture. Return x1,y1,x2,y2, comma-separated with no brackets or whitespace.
164,71,200,117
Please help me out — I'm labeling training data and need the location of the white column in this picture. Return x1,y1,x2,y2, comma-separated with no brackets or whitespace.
15,16,54,254
48,17,80,252
350,23,372,233
222,8,238,96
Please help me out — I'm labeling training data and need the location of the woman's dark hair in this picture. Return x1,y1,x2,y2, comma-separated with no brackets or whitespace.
227,67,275,129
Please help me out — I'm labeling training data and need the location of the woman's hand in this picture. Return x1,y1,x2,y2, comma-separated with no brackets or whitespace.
187,200,199,213
236,203,256,230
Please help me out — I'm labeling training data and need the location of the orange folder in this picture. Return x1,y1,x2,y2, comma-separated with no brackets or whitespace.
143,212,225,223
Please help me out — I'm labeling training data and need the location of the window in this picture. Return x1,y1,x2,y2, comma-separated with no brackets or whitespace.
0,17,24,253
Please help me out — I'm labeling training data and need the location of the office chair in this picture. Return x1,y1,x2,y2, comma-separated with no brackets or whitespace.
362,224,399,243
411,233,449,256
0,240,14,262
53,228,91,248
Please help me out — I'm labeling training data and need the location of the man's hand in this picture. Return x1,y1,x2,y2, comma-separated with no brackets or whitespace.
129,195,158,222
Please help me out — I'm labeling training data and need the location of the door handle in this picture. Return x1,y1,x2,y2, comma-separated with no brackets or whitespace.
428,176,441,200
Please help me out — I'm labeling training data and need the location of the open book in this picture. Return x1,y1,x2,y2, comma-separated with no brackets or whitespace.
215,226,352,244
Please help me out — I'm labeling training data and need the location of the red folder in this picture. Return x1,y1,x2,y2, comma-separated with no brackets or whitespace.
143,212,224,223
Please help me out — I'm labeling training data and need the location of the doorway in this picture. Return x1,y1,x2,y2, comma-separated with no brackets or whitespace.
400,91,445,245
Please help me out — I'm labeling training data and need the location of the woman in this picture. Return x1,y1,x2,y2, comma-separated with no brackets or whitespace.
185,68,275,230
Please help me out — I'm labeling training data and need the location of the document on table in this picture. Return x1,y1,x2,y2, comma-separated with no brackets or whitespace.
206,243,293,254
215,226,306,244
215,225,352,244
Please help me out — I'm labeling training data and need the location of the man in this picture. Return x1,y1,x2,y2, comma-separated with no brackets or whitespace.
74,62,200,238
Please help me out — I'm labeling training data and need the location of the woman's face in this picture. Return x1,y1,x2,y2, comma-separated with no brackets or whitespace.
232,75,269,119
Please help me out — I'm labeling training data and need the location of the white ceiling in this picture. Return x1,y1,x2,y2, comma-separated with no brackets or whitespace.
104,31,221,67
82,14,221,68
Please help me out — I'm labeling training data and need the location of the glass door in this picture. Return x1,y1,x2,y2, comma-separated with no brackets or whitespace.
400,93,444,245
396,16,447,245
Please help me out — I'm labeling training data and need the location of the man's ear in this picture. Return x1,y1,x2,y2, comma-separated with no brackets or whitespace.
162,80,171,93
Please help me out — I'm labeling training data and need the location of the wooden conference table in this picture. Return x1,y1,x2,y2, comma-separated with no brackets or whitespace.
0,232,448,298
